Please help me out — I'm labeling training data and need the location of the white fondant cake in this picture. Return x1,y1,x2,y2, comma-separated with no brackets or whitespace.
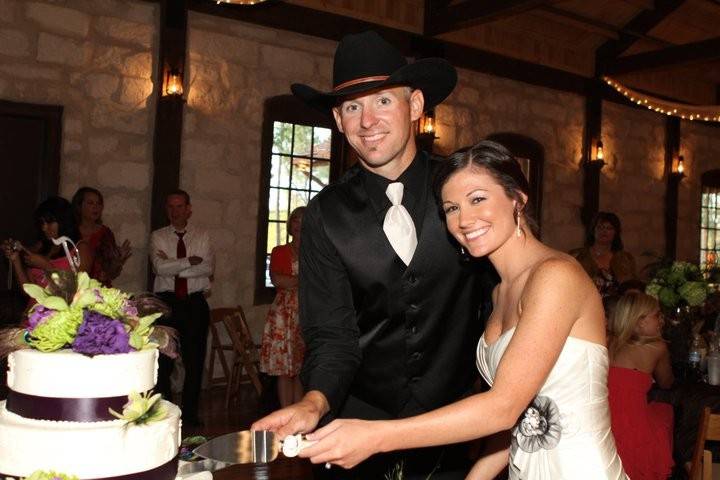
0,349,181,479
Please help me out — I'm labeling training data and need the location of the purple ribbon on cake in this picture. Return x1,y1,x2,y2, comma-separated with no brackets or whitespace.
1,456,178,480
5,389,138,422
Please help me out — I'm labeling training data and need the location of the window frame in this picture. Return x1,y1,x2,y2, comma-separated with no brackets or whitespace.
700,169,720,270
254,95,343,305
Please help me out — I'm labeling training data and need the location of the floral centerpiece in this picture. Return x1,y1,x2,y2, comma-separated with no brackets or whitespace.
645,261,710,310
14,271,166,355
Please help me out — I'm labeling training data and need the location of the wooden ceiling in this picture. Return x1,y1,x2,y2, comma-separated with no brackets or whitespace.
191,0,720,106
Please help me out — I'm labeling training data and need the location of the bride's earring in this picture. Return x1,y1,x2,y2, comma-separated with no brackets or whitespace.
460,246,466,255
515,210,522,238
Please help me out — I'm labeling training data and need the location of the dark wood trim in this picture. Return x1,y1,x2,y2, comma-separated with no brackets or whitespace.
0,99,62,204
537,6,672,46
427,0,550,36
253,95,343,305
581,79,603,231
148,0,188,289
150,0,188,232
664,116,681,260
702,169,720,189
606,36,720,75
595,0,686,73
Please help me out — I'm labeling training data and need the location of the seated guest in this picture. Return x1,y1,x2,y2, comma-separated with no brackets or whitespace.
571,211,637,297
2,196,93,289
72,187,131,286
608,291,674,480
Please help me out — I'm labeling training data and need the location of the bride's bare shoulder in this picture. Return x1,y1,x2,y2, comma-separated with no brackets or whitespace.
527,251,593,287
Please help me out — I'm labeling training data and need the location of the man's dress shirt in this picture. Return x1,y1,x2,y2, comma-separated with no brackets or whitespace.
150,224,214,294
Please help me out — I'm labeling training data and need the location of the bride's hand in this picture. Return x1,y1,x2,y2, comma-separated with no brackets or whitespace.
299,419,385,469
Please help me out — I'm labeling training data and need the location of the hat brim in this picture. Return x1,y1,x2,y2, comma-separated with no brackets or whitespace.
291,58,457,112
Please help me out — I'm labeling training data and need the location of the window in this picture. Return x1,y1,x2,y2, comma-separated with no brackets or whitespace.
701,169,720,271
255,95,344,304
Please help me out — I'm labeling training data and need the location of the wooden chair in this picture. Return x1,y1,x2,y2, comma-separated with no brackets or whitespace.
222,306,263,407
690,407,720,480
206,308,236,390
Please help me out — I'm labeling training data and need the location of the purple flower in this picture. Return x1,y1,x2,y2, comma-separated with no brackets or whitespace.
71,310,132,355
123,301,138,318
27,306,54,332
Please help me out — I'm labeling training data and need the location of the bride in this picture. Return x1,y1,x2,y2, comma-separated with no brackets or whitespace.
299,141,627,479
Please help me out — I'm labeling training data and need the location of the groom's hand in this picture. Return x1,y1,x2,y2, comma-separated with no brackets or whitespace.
251,390,329,439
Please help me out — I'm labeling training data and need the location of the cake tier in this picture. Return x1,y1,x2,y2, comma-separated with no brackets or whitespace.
0,400,181,479
8,349,158,398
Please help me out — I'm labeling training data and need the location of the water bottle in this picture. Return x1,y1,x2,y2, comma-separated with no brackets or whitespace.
688,334,704,379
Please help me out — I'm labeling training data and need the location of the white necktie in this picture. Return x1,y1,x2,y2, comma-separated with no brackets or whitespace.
383,182,417,266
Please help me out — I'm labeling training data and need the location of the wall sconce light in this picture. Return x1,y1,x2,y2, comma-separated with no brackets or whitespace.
420,109,436,136
163,68,184,97
417,109,437,138
677,155,685,175
595,140,604,161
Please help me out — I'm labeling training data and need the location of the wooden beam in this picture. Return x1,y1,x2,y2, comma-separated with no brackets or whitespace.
595,0,686,74
538,6,673,46
148,0,188,288
426,0,551,35
664,116,682,260
531,8,620,40
581,80,604,230
606,36,720,74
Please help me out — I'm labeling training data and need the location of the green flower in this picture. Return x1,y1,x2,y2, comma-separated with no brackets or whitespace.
679,281,709,306
27,308,84,352
128,312,162,351
109,391,167,425
25,471,78,480
645,282,662,298
658,287,681,309
89,287,130,319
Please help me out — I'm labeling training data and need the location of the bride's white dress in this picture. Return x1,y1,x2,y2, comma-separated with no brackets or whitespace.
476,326,628,480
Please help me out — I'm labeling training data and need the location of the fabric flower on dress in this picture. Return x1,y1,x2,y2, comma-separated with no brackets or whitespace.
512,395,562,453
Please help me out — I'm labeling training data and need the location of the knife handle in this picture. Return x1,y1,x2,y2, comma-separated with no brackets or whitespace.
281,434,316,457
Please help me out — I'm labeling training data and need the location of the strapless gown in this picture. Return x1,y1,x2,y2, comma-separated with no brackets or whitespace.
476,327,627,479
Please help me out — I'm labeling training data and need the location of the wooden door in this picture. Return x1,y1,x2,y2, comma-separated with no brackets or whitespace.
0,99,62,325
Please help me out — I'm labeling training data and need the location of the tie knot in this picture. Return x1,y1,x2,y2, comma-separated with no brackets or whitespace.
385,182,404,206
175,231,185,239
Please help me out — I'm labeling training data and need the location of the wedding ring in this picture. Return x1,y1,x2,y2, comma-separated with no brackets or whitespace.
325,462,332,469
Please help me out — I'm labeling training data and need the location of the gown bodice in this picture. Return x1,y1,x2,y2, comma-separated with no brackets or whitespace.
476,327,627,480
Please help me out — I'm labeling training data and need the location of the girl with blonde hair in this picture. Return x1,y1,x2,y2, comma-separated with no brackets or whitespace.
608,291,674,480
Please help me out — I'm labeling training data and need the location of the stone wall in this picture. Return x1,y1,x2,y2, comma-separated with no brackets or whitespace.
0,0,159,293
440,71,586,252
601,101,666,275
679,121,720,264
183,13,336,337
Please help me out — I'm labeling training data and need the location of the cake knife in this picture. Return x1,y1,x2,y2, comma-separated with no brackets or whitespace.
192,430,316,466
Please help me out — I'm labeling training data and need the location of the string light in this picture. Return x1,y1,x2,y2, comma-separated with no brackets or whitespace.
603,76,720,123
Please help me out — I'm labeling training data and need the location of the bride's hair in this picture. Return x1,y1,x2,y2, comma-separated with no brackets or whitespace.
433,140,538,235
608,291,663,357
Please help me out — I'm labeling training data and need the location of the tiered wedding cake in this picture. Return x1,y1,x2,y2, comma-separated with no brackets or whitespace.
0,272,181,479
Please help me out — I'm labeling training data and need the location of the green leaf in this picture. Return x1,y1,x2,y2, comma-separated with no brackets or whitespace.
40,295,69,311
23,283,48,302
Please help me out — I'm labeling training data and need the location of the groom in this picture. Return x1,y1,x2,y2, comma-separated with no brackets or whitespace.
253,31,494,479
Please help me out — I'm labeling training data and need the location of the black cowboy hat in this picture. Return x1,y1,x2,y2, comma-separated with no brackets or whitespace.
291,31,457,111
